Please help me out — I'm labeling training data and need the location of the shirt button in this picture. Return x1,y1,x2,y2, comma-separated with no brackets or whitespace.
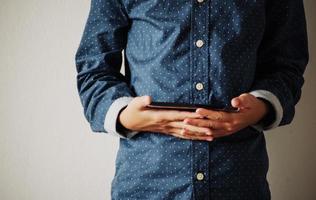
195,82,204,90
195,39,204,48
197,0,204,3
196,172,204,181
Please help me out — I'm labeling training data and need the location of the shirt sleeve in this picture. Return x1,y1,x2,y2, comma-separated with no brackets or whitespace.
249,0,309,128
75,0,137,135
104,96,140,139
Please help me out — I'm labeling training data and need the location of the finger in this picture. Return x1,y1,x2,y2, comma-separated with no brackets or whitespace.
184,124,213,136
158,110,203,121
180,129,214,141
183,118,227,130
164,127,190,139
231,97,241,109
209,127,242,138
168,121,212,135
167,128,190,140
168,128,214,141
195,108,231,121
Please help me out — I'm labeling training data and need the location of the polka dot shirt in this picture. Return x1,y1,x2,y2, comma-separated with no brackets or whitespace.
75,0,309,199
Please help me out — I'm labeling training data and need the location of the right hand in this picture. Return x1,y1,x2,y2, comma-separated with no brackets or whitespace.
118,95,214,141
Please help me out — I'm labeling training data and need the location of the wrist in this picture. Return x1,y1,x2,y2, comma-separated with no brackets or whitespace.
256,97,276,127
117,107,131,132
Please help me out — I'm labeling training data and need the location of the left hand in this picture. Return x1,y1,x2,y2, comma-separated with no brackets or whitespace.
182,93,270,140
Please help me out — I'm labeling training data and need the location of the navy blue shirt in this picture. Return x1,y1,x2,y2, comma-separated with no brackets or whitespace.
75,0,309,199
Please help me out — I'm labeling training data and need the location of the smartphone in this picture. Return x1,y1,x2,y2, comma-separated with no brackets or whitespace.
145,101,240,113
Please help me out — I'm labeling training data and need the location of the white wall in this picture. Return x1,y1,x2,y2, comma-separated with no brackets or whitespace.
0,0,315,199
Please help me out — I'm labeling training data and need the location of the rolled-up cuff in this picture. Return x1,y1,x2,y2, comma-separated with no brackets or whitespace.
104,96,139,139
249,90,283,131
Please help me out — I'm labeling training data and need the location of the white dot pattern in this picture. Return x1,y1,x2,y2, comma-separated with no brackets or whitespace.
74,0,309,199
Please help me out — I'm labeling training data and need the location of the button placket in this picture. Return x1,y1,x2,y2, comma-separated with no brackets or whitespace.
190,0,210,198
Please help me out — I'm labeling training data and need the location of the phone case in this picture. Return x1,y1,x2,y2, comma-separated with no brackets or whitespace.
145,101,240,112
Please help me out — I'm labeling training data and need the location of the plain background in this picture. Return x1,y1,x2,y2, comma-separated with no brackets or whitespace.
0,0,315,199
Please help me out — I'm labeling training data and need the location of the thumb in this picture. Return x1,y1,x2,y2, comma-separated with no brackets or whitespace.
231,93,250,109
137,95,152,108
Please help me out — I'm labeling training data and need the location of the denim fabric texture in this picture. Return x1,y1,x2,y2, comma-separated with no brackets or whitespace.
75,0,309,199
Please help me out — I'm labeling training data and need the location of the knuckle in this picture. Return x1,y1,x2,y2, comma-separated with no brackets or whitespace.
185,131,196,138
182,128,189,135
226,124,234,131
184,118,193,124
178,128,185,136
231,119,239,126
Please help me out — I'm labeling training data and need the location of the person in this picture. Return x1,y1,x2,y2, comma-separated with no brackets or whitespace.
74,0,309,199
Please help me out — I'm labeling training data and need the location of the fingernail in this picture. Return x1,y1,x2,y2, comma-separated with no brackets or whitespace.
206,132,212,135
207,138,213,141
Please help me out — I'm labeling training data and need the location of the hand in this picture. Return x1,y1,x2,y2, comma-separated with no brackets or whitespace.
182,93,269,139
118,96,214,141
